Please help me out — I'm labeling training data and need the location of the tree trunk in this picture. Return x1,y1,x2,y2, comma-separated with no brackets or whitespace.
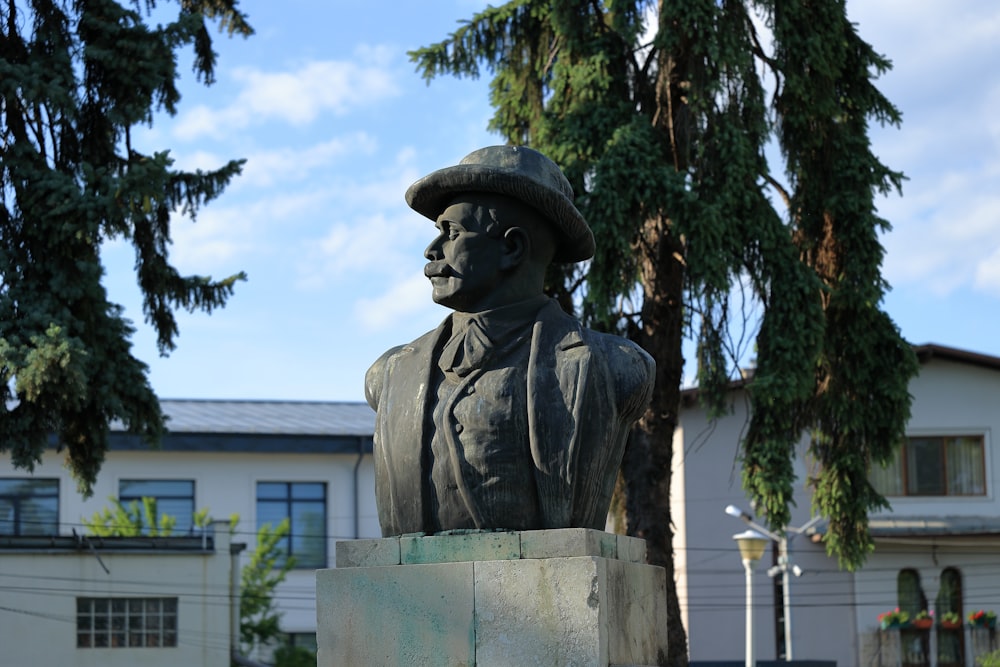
621,212,688,667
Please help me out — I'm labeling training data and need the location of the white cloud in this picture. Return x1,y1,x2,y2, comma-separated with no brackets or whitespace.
293,148,433,291
166,187,336,272
169,206,255,270
297,209,425,289
236,132,378,187
173,47,400,140
354,274,438,332
880,160,1000,295
848,1,1000,299
974,245,1000,296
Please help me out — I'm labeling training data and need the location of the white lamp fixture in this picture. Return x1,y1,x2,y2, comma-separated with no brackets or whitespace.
733,529,768,667
725,505,822,661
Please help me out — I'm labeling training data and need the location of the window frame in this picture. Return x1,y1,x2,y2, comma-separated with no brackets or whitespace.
118,479,196,535
255,481,327,569
0,477,60,536
76,597,178,649
870,433,988,498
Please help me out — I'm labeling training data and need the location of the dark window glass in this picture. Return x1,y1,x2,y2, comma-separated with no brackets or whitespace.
870,436,986,497
0,478,59,535
76,597,178,649
256,482,327,569
936,568,964,667
897,569,929,667
118,480,195,534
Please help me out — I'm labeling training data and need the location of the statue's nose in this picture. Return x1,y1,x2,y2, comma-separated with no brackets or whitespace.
424,236,443,260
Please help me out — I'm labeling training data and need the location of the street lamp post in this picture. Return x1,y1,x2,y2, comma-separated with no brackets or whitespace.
734,530,769,667
726,504,823,661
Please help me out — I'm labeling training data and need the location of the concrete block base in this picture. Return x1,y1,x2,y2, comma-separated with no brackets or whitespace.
317,529,668,667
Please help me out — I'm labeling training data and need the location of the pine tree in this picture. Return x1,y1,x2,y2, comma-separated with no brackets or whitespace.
412,1,918,662
0,0,252,495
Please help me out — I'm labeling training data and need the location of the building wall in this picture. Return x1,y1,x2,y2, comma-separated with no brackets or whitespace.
872,358,999,520
0,448,380,638
855,357,1000,659
678,355,1000,666
0,525,234,667
674,392,858,666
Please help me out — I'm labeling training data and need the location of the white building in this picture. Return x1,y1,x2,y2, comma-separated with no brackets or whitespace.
0,525,237,667
2,344,998,665
0,400,379,660
677,344,1000,666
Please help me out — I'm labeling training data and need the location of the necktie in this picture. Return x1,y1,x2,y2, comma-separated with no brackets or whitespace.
438,318,493,377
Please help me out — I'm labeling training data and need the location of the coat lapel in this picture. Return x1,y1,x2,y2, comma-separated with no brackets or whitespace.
379,317,450,534
526,301,590,528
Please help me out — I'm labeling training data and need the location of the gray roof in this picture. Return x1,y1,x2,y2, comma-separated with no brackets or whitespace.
869,515,1000,538
154,399,374,436
107,400,374,454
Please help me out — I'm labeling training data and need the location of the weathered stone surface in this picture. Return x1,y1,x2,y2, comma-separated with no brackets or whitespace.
604,557,668,665
401,531,520,564
474,557,604,665
520,527,618,560
617,532,647,564
317,530,668,667
335,536,401,568
316,561,475,667
474,556,667,667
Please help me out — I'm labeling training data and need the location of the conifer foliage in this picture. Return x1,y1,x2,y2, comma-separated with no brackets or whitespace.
0,0,252,494
413,2,918,661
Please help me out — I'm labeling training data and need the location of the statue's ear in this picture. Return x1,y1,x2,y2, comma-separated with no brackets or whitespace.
501,226,530,270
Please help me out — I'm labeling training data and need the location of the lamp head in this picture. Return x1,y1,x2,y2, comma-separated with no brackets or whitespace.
733,530,769,562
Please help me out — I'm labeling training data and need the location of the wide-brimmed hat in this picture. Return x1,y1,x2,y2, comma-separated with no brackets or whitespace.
405,145,595,263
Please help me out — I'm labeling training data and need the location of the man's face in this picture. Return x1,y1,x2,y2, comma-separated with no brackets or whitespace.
423,197,508,313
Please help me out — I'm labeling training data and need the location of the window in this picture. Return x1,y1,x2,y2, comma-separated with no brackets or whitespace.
936,568,964,667
76,597,177,648
118,480,195,534
282,632,318,653
897,569,929,667
256,482,326,568
0,478,59,535
870,435,986,497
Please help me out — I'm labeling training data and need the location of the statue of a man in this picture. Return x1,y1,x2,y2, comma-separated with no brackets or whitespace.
365,146,654,537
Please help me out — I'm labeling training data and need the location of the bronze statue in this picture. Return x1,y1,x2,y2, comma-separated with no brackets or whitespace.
365,146,654,537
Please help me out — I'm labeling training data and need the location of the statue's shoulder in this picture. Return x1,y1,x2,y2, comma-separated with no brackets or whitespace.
535,301,653,413
578,326,654,420
364,327,441,410
581,327,654,379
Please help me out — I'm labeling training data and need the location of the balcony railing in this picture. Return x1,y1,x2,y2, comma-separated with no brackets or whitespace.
863,626,997,667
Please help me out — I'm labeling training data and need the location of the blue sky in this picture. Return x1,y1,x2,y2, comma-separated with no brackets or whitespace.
103,1,1000,402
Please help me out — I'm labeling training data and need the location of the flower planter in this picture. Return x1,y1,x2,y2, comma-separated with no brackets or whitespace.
968,611,997,629
912,619,934,630
880,621,910,630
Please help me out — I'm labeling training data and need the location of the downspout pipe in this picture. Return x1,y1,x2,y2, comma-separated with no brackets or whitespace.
229,540,257,666
352,436,366,539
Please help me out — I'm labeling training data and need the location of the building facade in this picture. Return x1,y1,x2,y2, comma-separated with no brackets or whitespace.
0,400,378,660
676,345,1000,666
0,526,237,667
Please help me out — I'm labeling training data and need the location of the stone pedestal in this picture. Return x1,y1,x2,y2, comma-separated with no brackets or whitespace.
316,529,668,667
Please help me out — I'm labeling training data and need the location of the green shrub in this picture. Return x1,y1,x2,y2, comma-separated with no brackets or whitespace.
977,649,1000,667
